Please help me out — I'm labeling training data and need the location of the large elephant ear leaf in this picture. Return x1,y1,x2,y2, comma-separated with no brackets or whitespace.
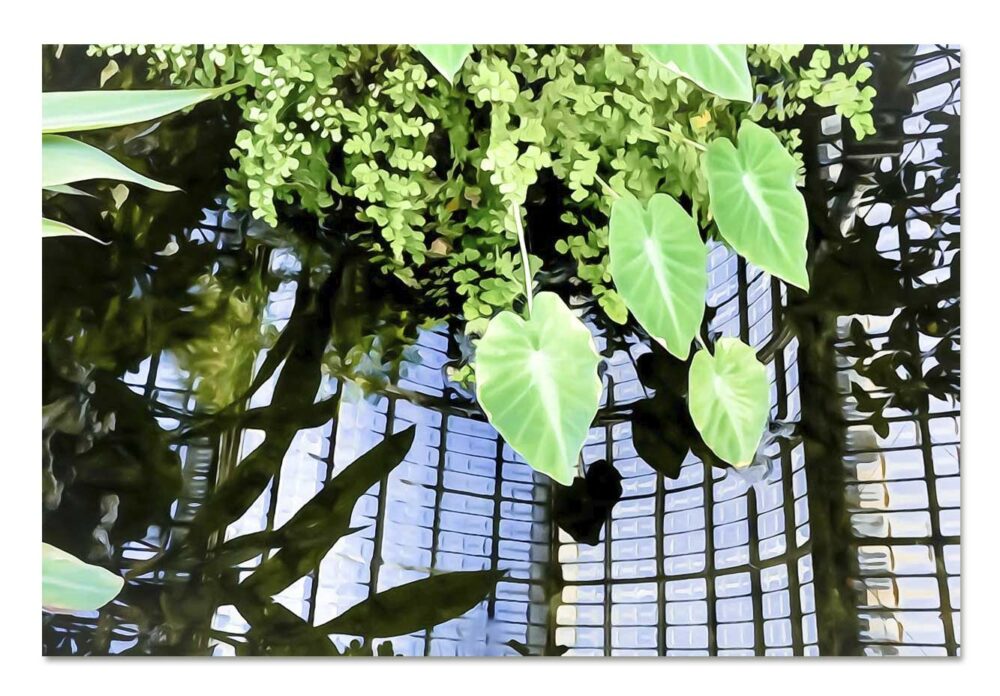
703,120,810,290
688,338,770,468
474,292,602,485
639,44,752,102
413,44,473,84
608,193,707,360
42,134,179,191
42,543,124,612
42,84,239,134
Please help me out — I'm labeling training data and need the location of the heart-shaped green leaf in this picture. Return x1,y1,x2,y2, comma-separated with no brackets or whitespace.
703,121,810,289
608,193,707,360
414,44,473,84
639,44,752,102
42,84,240,134
42,134,179,191
688,338,770,467
42,542,124,612
42,217,108,244
475,292,602,485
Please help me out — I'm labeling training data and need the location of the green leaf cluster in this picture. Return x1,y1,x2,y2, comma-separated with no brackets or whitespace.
89,44,877,327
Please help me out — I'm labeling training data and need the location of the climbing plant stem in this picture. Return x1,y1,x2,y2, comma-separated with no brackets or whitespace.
511,202,533,316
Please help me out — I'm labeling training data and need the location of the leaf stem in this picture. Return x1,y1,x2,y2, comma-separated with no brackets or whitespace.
694,330,709,353
594,173,621,201
652,125,707,152
511,201,533,316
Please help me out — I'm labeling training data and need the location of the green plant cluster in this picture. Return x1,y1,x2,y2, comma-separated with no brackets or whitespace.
748,44,877,139
173,270,275,412
89,44,877,329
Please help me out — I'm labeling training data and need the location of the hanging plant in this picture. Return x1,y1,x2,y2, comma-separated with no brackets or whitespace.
471,45,812,480
96,43,880,483
474,206,602,485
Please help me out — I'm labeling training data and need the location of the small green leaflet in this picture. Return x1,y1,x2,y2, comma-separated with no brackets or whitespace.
42,84,241,133
703,121,810,289
639,44,753,103
688,338,770,467
42,542,124,612
414,44,473,84
42,134,179,191
475,292,602,485
42,217,108,244
608,193,707,360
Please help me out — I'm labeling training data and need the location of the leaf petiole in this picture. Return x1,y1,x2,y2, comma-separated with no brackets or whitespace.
594,173,621,201
511,202,533,316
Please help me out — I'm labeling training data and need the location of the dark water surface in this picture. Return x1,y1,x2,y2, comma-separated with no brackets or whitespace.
42,45,960,656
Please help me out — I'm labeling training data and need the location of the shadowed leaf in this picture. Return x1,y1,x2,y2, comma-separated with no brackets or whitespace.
42,134,179,191
240,426,416,597
552,460,622,545
317,569,505,638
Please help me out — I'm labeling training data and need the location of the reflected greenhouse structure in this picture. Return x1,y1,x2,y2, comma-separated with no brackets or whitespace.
42,44,960,657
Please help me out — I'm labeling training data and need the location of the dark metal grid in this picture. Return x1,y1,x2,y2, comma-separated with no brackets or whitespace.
554,241,817,656
43,209,241,654
47,48,960,658
833,44,961,656
209,258,553,655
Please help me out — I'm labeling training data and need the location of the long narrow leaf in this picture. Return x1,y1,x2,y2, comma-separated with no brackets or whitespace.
240,426,416,598
233,589,341,656
44,184,94,198
42,134,179,191
42,84,241,134
42,217,109,244
42,543,124,612
316,569,505,638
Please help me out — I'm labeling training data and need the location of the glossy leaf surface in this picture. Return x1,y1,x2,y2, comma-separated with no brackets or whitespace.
42,134,179,191
688,338,770,467
703,121,810,289
42,85,238,133
42,217,107,244
639,44,752,102
42,543,123,612
475,292,601,485
414,44,473,84
608,193,707,359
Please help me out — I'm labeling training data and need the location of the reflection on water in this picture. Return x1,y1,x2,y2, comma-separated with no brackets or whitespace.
41,45,960,656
